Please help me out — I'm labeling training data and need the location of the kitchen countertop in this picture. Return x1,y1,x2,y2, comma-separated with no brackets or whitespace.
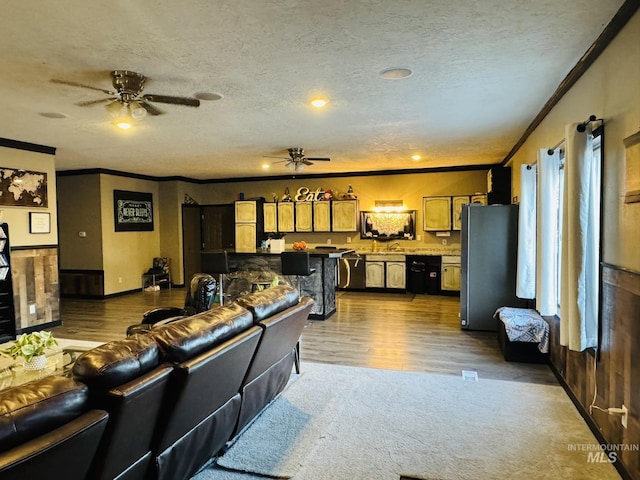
229,248,355,258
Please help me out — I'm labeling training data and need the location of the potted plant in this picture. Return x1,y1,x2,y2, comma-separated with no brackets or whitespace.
0,331,58,370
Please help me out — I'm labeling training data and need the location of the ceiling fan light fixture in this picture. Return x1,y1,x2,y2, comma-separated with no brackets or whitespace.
128,101,147,120
105,100,125,116
295,163,305,172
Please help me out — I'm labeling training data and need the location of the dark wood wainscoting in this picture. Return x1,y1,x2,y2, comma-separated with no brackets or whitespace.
10,247,60,331
549,263,639,479
59,269,105,298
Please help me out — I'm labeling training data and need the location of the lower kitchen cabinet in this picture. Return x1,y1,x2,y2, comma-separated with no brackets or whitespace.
441,255,461,292
365,261,385,288
365,255,406,290
386,261,406,289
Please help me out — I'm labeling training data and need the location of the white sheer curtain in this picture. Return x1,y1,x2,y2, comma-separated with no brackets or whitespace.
536,148,560,315
560,123,599,351
516,164,536,299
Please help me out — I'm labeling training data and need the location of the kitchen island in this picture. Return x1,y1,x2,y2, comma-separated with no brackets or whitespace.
204,248,352,320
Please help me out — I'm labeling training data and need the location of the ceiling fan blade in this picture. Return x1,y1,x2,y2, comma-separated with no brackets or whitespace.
264,155,290,160
140,101,164,116
305,157,331,162
302,160,314,165
76,98,112,107
141,94,200,107
51,78,114,95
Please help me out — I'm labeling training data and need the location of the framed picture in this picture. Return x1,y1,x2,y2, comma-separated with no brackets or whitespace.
29,212,51,234
114,190,154,232
0,167,48,207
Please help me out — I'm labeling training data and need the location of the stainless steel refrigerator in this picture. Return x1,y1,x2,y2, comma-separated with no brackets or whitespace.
460,204,526,331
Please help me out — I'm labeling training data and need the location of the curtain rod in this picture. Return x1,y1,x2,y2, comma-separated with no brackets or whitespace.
525,114,604,170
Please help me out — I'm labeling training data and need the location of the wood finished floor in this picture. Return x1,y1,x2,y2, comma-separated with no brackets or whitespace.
52,289,557,385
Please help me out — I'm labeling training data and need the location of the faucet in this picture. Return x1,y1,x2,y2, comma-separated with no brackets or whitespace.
387,241,402,251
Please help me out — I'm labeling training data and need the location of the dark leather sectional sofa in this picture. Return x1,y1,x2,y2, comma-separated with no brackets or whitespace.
0,285,313,480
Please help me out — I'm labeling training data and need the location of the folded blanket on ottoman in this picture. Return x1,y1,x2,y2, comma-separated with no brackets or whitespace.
494,307,549,353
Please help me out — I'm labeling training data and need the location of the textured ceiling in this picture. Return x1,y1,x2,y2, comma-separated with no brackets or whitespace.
0,0,625,179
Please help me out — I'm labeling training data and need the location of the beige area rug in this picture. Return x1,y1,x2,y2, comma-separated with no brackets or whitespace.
192,363,621,480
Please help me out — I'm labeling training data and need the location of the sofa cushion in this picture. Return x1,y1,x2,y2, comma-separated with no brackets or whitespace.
0,375,89,451
148,303,253,363
71,335,160,392
235,285,300,323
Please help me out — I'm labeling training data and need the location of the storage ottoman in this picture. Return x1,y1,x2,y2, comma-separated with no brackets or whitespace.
494,307,549,364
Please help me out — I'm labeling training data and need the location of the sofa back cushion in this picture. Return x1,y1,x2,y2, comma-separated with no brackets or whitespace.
71,335,160,393
235,285,300,323
148,302,253,363
0,376,88,451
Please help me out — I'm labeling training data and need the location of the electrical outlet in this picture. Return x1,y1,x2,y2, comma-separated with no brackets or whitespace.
118,277,123,284
29,304,36,314
622,405,628,429
442,239,447,245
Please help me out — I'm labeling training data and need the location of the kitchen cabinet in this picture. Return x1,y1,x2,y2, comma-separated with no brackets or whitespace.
263,203,277,233
471,194,487,205
386,261,406,289
365,261,385,288
452,196,470,231
313,201,331,232
235,200,257,223
277,202,295,232
441,255,461,291
365,254,406,289
235,223,257,253
295,202,313,232
423,196,452,231
332,200,358,232
235,199,263,251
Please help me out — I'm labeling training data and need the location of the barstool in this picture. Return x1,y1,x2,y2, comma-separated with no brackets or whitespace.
281,251,316,374
201,251,236,305
280,251,316,296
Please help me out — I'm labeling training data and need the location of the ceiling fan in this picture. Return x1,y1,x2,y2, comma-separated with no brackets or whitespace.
51,70,200,118
265,148,331,172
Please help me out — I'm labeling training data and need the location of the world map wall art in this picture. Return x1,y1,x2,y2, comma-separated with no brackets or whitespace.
0,168,48,207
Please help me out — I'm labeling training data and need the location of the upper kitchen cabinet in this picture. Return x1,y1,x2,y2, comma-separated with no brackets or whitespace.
263,203,277,233
471,194,487,205
332,200,358,232
423,196,452,231
277,202,295,232
452,196,470,231
295,202,313,232
235,200,257,223
313,201,331,232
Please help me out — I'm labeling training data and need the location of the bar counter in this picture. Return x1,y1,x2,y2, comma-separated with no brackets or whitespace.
223,248,353,320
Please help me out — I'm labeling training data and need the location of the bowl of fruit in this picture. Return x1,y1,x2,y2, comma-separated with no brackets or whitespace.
292,241,308,250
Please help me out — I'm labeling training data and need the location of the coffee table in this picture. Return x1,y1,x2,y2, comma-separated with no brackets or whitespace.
0,338,104,391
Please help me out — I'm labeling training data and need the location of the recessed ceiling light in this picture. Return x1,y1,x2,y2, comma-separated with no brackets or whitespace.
411,155,421,161
194,92,223,101
39,112,68,119
380,67,413,80
262,163,270,170
310,98,328,108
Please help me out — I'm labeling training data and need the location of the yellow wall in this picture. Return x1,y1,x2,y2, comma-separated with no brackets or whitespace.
0,147,57,247
509,11,640,272
99,174,161,295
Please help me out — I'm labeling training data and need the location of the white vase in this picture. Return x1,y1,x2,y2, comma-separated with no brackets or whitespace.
23,354,47,371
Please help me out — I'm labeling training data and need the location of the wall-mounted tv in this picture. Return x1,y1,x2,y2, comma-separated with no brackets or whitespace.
360,210,416,241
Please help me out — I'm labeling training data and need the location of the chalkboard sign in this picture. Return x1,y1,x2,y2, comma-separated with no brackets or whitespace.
114,190,154,231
